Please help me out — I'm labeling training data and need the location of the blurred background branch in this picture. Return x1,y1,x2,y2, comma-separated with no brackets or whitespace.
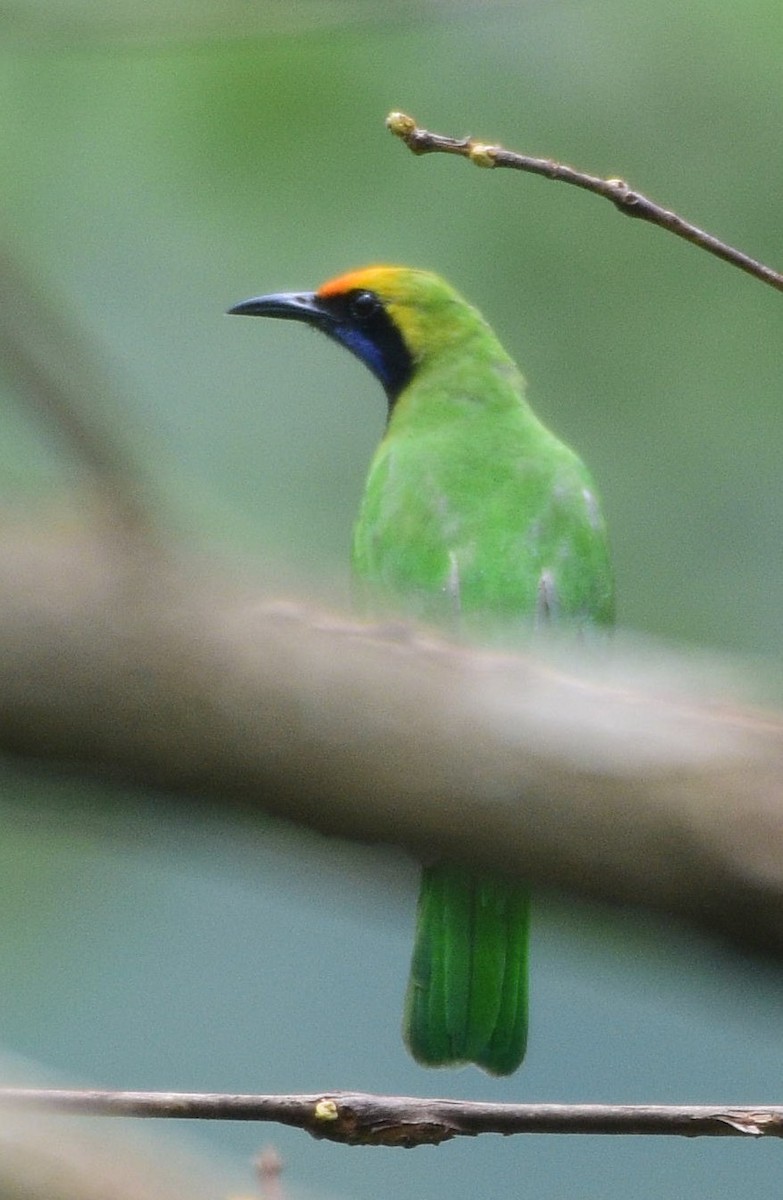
1,523,783,955
0,247,159,540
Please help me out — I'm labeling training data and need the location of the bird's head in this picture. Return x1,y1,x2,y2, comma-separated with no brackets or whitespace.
229,266,483,403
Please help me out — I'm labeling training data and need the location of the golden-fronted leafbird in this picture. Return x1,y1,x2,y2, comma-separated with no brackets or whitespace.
229,266,614,1075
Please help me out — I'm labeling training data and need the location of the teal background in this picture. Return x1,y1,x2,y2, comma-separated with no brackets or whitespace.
1,3,782,1197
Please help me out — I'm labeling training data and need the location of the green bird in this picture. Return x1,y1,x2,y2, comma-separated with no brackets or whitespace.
229,266,613,1075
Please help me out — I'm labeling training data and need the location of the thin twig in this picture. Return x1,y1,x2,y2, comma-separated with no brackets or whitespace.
386,112,783,293
0,1089,781,1147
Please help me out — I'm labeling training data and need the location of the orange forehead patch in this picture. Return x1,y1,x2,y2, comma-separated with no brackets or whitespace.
316,265,402,299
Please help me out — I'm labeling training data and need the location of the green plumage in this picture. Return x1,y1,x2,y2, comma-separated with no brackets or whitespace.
230,264,613,1075
405,865,530,1075
348,269,612,1075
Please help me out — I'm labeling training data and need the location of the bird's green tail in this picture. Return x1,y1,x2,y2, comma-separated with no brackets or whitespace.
403,863,530,1076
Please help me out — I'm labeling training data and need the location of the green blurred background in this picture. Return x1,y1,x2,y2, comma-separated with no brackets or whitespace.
1,2,782,1197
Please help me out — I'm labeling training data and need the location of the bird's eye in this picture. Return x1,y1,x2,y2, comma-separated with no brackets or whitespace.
348,290,381,321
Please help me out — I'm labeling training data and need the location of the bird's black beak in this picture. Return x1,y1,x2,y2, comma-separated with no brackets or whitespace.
227,291,330,328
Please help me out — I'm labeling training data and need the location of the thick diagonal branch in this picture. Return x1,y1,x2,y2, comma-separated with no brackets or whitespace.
1,527,783,953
